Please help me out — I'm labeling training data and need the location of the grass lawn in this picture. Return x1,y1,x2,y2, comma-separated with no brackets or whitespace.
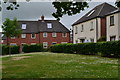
1,52,119,78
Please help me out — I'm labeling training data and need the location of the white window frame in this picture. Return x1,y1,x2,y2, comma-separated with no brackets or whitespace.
22,24,27,29
90,22,94,31
52,42,57,45
81,24,84,32
43,32,48,37
75,26,78,34
52,32,57,37
11,36,15,39
62,33,67,37
110,16,114,26
10,43,16,46
31,43,36,45
43,42,48,48
47,23,52,28
31,33,36,39
61,42,68,44
21,34,26,38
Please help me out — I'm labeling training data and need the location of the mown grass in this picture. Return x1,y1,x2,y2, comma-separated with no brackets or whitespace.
1,52,119,78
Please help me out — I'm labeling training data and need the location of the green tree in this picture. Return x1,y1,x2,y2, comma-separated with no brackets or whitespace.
1,0,120,20
2,18,22,46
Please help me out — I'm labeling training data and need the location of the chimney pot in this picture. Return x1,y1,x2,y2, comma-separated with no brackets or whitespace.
41,15,44,22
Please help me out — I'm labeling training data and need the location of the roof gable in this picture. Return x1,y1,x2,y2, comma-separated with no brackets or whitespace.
72,2,117,26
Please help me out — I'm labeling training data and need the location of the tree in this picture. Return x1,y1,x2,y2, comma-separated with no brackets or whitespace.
2,18,22,46
1,0,120,20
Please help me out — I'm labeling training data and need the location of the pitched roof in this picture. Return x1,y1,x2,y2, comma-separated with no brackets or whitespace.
72,2,117,26
106,8,120,16
18,20,70,33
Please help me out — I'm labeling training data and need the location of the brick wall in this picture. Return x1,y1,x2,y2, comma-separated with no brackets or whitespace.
100,18,106,37
3,32,70,52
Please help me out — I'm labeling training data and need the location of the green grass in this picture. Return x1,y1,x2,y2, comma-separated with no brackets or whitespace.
1,52,119,78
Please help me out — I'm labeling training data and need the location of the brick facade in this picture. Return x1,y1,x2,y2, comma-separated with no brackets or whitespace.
3,32,70,52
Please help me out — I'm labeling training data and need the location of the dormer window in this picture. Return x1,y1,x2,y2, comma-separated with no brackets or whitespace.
87,10,95,17
47,23,52,28
22,24,26,29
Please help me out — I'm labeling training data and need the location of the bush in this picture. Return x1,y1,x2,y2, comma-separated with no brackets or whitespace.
50,41,120,58
22,44,43,53
2,45,20,55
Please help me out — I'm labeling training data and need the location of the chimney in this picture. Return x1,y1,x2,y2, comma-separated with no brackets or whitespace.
41,15,44,22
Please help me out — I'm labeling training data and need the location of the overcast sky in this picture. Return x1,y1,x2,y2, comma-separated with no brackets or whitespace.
0,0,116,32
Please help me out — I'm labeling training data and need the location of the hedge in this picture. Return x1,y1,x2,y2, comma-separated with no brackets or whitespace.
22,44,43,53
50,41,120,58
2,45,20,55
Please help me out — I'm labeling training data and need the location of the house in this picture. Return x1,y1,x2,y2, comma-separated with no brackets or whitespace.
106,8,120,41
72,3,117,44
2,16,70,52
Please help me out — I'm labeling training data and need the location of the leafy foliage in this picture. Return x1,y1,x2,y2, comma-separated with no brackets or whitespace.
22,44,43,53
2,18,22,45
50,41,120,58
115,0,120,8
52,1,88,20
2,45,20,55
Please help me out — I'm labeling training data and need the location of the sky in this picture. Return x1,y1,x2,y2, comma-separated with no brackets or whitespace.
0,0,116,32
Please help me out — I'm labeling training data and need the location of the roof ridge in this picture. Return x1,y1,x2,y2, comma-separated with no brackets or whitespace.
97,3,105,16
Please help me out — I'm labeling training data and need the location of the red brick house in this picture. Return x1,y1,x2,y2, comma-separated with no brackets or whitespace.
2,16,70,52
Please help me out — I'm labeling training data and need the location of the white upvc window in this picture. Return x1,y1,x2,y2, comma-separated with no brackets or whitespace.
43,32,47,37
31,43,36,45
52,42,57,45
10,43,16,46
47,23,52,28
31,33,36,39
75,26,78,34
81,24,84,32
43,42,48,48
52,32,57,37
21,34,26,38
62,33,67,37
61,42,68,44
22,24,27,29
11,36,15,39
110,16,114,26
90,22,94,31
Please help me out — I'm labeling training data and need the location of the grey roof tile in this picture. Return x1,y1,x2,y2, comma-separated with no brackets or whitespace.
72,2,117,26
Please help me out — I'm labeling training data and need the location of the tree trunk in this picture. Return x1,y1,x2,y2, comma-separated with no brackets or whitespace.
7,37,11,55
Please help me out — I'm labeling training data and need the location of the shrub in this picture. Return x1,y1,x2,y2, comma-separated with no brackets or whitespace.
2,45,20,55
50,41,120,58
22,44,43,53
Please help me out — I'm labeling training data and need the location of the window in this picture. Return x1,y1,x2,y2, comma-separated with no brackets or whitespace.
90,22,94,31
90,38,94,42
31,43,36,45
110,36,116,41
22,24,27,29
87,10,95,17
52,32,57,37
43,42,48,48
110,16,114,26
10,43,16,46
81,25,84,32
21,34,26,38
11,36,15,39
43,32,47,37
61,42,67,44
31,33,36,39
47,23,52,28
75,26,78,34
76,40,78,43
52,42,57,45
62,33,67,37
